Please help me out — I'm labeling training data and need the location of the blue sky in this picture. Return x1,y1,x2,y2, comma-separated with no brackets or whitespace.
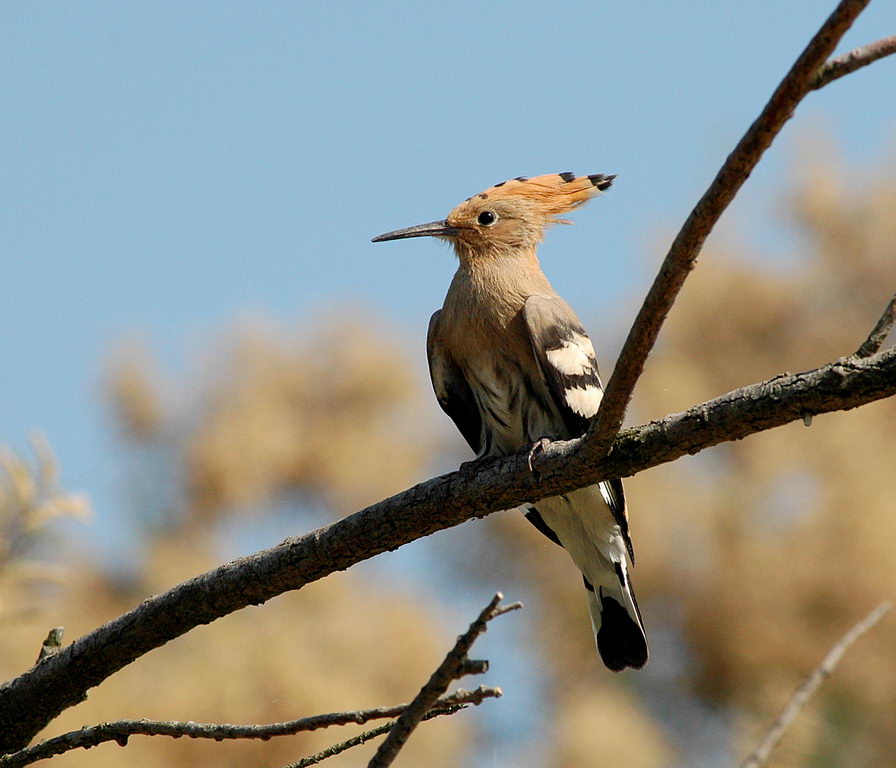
1,1,894,550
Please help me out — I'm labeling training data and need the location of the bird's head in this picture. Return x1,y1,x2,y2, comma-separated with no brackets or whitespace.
372,172,614,262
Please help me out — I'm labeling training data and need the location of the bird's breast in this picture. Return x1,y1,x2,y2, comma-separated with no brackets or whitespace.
440,272,562,456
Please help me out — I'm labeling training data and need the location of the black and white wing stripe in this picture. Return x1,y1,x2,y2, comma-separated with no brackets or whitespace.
522,294,634,561
598,477,633,563
426,310,483,455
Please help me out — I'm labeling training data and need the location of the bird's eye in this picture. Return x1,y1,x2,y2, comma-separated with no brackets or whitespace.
477,210,498,227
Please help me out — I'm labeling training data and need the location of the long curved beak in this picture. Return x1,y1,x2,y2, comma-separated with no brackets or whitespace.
371,219,459,243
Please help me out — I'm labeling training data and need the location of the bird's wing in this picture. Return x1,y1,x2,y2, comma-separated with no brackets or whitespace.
522,294,633,561
427,310,483,455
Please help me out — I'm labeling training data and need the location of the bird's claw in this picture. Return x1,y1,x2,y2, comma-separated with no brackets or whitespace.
527,437,552,481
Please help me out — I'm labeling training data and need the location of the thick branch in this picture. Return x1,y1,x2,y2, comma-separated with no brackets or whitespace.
1,346,893,752
585,0,873,459
812,35,896,89
0,688,500,768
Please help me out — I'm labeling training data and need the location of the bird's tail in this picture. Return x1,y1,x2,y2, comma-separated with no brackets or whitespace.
583,559,648,671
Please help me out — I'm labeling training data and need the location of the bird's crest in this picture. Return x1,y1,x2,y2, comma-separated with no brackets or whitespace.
371,171,616,253
463,172,615,223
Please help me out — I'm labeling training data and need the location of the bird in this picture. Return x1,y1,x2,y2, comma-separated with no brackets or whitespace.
372,172,647,671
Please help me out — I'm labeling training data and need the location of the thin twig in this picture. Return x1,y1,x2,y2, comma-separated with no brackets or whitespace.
367,594,521,768
289,721,395,768
0,688,501,768
856,292,896,358
584,0,874,462
812,35,896,89
283,690,497,768
35,628,64,665
740,601,891,768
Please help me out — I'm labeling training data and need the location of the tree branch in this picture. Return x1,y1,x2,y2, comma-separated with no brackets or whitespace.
282,691,493,768
812,35,896,89
35,629,64,665
584,0,876,461
368,594,520,768
0,689,500,768
1,344,893,753
740,601,891,768
856,292,896,358
286,721,395,768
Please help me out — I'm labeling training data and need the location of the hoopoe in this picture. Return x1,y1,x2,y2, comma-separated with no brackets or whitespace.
372,173,647,671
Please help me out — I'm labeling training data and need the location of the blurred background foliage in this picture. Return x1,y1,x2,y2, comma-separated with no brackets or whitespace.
1,147,894,767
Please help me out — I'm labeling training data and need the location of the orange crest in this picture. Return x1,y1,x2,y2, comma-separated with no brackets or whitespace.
467,172,615,220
